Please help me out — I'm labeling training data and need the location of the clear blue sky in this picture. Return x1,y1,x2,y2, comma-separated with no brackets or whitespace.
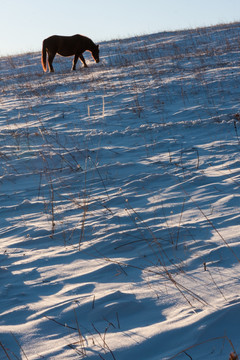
0,0,240,55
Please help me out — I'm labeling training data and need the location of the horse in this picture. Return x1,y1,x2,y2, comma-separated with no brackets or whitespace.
41,34,100,72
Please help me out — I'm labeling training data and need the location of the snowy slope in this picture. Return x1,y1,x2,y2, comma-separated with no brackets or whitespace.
1,22,240,360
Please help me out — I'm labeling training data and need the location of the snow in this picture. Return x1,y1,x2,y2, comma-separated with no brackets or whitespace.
1,22,240,359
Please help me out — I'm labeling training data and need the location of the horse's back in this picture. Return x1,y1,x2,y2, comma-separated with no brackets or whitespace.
44,34,89,44
44,34,90,56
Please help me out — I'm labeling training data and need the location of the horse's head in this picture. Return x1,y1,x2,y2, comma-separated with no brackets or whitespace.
92,44,100,63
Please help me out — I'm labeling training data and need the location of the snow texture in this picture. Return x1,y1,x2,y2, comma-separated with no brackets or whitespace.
1,22,240,359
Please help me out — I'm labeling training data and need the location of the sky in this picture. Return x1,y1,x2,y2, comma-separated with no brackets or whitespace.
0,0,240,56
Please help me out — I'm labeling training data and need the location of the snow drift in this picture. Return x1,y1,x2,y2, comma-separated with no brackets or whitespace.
1,22,240,359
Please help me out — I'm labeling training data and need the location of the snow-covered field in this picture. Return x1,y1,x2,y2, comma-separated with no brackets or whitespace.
1,22,240,359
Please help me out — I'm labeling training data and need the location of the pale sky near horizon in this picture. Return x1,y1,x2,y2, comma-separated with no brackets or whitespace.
0,0,240,56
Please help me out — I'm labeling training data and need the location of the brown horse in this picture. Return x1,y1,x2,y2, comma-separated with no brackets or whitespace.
41,34,100,72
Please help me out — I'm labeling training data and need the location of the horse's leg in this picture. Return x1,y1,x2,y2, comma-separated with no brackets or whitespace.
48,52,56,72
79,54,88,68
72,54,78,70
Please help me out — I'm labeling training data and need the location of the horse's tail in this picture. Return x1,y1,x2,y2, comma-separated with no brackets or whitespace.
41,40,47,72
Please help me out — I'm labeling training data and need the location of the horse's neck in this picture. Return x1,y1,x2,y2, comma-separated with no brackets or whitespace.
86,39,95,51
